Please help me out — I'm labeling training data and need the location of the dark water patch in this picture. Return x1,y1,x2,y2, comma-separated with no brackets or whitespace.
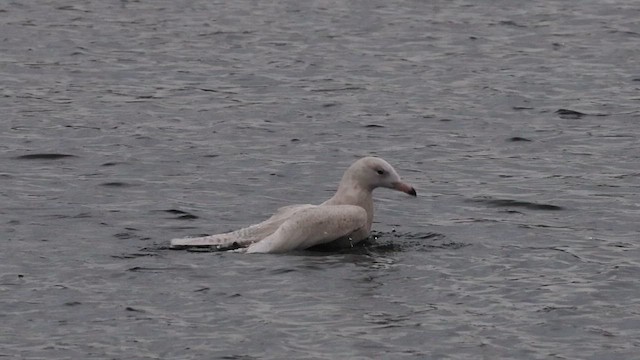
159,209,199,220
597,134,636,138
501,209,524,215
199,88,238,94
550,246,583,260
114,232,135,240
0,274,24,285
607,242,634,249
112,252,158,259
125,306,145,312
309,86,364,92
64,124,101,130
556,108,587,119
518,223,568,230
235,125,276,133
608,29,640,37
100,182,134,187
127,266,174,272
64,301,82,306
470,197,564,211
452,217,500,224
269,267,297,275
555,108,609,119
203,154,220,158
537,306,578,313
219,355,260,360
364,124,385,128
497,20,527,28
101,162,123,166
508,136,532,142
15,153,76,160
73,212,92,218
513,106,534,110
56,5,87,11
368,231,467,252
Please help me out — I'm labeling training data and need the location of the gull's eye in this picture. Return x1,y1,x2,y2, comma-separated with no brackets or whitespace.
376,169,385,175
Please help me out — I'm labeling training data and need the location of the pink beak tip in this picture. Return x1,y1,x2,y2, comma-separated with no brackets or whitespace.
394,182,417,197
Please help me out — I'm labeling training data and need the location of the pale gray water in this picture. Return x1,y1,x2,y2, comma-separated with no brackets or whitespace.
2,0,640,359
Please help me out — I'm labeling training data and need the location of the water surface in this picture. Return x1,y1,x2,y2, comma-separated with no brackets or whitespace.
2,0,640,358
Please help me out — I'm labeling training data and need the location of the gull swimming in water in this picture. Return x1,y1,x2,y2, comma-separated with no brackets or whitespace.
170,156,416,253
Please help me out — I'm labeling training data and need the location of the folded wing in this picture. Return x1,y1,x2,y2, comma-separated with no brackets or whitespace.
169,204,315,249
246,205,367,253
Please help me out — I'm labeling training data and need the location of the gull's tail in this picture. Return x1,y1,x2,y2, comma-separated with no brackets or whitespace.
169,204,316,250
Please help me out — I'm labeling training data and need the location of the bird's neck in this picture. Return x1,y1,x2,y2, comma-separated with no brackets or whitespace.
323,181,374,231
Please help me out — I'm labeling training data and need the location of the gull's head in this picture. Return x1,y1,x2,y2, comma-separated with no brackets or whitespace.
347,157,417,196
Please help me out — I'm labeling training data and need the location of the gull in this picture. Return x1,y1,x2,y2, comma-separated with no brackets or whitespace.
170,157,416,253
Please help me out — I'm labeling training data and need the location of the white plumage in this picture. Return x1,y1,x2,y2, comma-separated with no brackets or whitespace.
170,157,416,253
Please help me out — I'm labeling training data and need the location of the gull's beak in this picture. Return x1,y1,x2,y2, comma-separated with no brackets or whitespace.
392,181,417,197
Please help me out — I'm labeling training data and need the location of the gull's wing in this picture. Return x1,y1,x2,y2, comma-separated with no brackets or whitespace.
169,204,315,249
246,205,367,254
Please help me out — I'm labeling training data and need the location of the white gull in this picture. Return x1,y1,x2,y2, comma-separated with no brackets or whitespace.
170,156,416,253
